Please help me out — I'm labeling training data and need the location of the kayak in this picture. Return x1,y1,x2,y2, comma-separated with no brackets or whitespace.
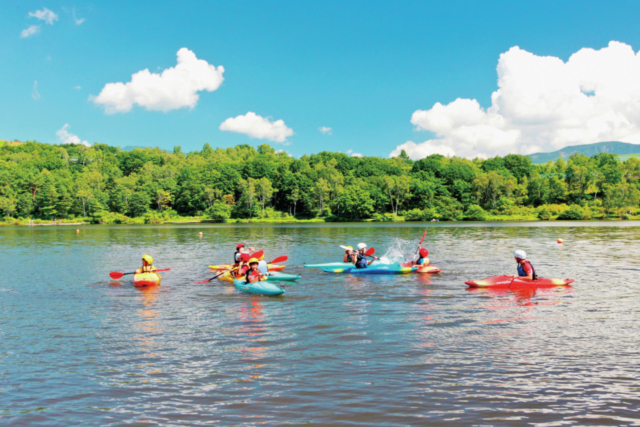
219,270,301,282
465,275,575,289
233,279,285,296
304,262,352,269
209,264,286,271
133,272,161,287
401,261,441,274
323,264,417,275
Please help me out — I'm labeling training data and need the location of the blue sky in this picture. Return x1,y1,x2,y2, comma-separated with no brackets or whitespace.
3,1,640,158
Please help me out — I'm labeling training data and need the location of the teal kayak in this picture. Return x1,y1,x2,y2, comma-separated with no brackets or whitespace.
304,262,353,268
323,264,417,275
233,279,285,296
264,271,300,281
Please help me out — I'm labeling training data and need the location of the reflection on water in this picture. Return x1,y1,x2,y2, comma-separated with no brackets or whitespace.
1,221,640,425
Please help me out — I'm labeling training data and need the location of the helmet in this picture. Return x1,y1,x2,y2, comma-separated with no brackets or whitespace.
240,253,251,262
347,246,353,251
236,243,245,249
142,254,153,263
419,248,429,257
249,258,259,265
514,250,526,260
357,243,367,250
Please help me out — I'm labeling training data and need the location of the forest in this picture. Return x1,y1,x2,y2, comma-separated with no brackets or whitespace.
1,139,639,225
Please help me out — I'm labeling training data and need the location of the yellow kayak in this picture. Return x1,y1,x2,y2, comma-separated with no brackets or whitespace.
133,272,161,287
209,264,286,271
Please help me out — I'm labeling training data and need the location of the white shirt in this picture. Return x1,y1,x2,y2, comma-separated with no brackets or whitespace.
258,260,268,274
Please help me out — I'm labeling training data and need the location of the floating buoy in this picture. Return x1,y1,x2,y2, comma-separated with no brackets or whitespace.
199,232,203,237
557,238,563,244
76,229,80,233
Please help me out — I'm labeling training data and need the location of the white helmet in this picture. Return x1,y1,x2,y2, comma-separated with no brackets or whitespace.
357,243,367,250
514,250,526,260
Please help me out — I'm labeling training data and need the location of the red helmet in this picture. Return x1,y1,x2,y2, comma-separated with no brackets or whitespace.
419,248,429,258
240,253,251,262
236,243,245,249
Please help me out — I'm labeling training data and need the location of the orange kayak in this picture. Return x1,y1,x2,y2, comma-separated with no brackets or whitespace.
209,264,286,271
133,272,161,287
465,276,574,288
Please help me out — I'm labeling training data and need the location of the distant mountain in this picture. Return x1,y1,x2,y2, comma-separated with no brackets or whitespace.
527,141,640,163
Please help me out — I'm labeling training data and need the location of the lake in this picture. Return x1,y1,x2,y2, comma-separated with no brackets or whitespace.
1,221,640,425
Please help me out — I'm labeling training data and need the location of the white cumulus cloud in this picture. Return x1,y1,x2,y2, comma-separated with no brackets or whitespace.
72,9,85,25
391,41,640,159
93,48,224,114
20,25,40,38
319,126,332,135
57,124,91,147
220,112,294,143
29,8,58,25
346,149,363,157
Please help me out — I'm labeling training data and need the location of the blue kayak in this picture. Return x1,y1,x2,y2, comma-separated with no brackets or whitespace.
323,264,417,275
304,262,352,269
233,279,285,296
264,271,300,281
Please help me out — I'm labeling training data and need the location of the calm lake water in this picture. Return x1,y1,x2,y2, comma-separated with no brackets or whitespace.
1,221,640,426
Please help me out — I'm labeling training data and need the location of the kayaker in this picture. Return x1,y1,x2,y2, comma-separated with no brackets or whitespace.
514,250,537,280
343,246,354,263
234,243,246,263
354,243,378,269
235,253,251,278
407,246,429,266
245,258,264,283
136,254,156,273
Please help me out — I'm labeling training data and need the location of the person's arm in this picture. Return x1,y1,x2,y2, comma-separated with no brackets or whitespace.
521,263,534,280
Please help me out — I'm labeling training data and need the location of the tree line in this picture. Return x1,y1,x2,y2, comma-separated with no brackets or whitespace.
0,140,639,224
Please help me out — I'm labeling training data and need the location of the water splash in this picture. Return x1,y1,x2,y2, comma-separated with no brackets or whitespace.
378,238,418,264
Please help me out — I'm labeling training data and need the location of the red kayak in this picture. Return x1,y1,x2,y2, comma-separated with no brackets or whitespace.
465,275,574,289
401,261,441,274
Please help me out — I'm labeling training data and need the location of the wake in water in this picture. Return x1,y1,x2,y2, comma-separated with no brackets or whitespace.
377,238,420,264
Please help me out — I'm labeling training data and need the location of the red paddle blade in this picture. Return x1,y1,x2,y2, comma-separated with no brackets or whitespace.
154,268,171,272
194,280,210,284
365,247,375,256
109,272,125,279
269,256,287,264
251,250,264,260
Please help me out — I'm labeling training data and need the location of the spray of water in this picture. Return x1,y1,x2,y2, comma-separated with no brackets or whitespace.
378,238,418,265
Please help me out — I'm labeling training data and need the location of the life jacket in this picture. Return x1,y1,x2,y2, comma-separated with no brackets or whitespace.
416,257,425,266
245,269,261,283
517,261,538,280
355,253,368,269
235,264,249,278
136,264,155,273
344,253,353,263
234,251,241,263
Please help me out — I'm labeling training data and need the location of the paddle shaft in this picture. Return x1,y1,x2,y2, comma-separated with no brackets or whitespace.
415,230,427,254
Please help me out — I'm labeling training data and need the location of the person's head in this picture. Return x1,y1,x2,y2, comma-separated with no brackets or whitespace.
514,250,526,262
419,248,429,258
345,246,353,254
249,258,259,270
236,243,245,252
142,254,153,266
357,243,367,253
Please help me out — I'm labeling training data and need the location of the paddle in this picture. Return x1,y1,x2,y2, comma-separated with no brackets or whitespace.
415,230,427,254
365,247,376,257
109,269,171,280
194,267,238,284
268,255,287,264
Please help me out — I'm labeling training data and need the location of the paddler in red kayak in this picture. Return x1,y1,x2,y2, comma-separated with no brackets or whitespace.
513,250,538,280
136,254,156,273
407,245,429,267
245,258,265,283
354,243,378,268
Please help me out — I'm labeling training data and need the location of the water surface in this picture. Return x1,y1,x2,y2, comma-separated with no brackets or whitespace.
1,222,640,425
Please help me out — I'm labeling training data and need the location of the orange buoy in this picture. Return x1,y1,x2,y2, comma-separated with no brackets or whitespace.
76,229,80,233
199,232,203,237
557,238,564,244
